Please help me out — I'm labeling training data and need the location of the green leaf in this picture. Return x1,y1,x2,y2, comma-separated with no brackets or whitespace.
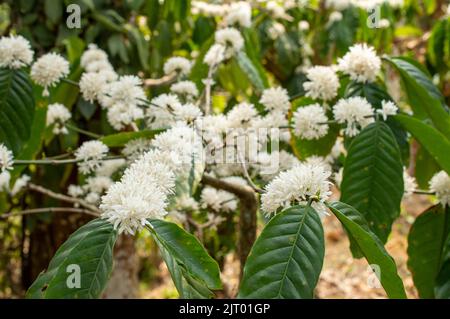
238,205,324,299
148,219,222,298
327,201,407,299
427,19,450,69
100,130,163,147
407,205,450,298
0,68,35,155
26,219,117,299
236,51,268,92
385,56,450,137
44,0,62,24
394,114,450,174
340,121,403,243
435,234,450,299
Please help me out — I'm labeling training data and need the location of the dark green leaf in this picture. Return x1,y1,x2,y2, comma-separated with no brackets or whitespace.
327,201,407,299
340,121,403,243
238,205,324,299
26,219,117,299
0,68,35,155
100,130,163,147
407,205,450,298
394,114,450,174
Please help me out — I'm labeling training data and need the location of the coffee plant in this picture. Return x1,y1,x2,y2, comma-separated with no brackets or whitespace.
0,0,449,299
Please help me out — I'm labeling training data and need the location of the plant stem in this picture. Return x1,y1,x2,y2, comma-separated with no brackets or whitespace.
0,207,99,219
14,155,123,166
62,78,79,87
413,190,435,195
66,123,102,139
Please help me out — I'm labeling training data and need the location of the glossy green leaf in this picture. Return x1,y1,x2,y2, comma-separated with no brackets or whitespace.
0,68,35,155
26,219,117,299
340,121,403,243
148,219,222,298
435,234,450,299
385,56,450,137
407,205,450,298
394,114,450,174
100,129,163,147
238,205,324,299
327,201,407,299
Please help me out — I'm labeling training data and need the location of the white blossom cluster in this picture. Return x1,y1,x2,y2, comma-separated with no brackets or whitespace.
46,103,72,135
0,35,34,69
303,66,340,101
164,57,192,77
204,27,244,67
75,140,109,175
338,43,381,83
429,171,450,207
261,163,333,216
31,53,70,96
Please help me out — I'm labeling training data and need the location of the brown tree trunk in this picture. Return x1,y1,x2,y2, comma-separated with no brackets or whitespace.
102,234,139,299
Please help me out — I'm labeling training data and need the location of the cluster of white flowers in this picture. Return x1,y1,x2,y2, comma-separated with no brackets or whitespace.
191,1,228,17
429,171,450,207
100,149,175,235
292,104,329,140
46,103,71,135
215,28,244,59
303,66,340,101
122,138,152,162
327,11,343,27
338,43,381,83
170,80,199,99
252,150,300,181
403,168,417,198
268,22,286,40
377,100,398,120
224,1,252,28
261,163,333,216
163,57,192,76
0,35,34,69
266,1,290,20
201,176,247,212
75,140,109,175
100,75,146,130
31,53,70,96
204,44,226,67
10,174,30,196
333,97,374,136
0,144,14,172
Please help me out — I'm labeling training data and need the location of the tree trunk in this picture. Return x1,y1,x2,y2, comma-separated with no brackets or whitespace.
102,234,139,298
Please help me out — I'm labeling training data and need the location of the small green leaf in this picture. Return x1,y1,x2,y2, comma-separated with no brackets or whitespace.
327,201,407,299
407,205,450,298
100,130,163,147
148,219,222,298
238,205,324,299
26,219,117,299
394,114,450,174
236,51,268,92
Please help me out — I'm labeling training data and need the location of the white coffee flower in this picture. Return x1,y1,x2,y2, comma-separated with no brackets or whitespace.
261,163,333,216
0,171,11,192
68,184,84,198
81,44,108,69
0,144,14,172
299,20,310,31
266,1,288,19
85,192,100,204
225,1,252,27
75,140,109,175
107,103,144,131
338,43,381,83
204,43,226,67
201,186,238,212
303,66,340,101
10,174,30,196
268,22,286,40
46,103,71,135
328,11,343,26
254,150,300,181
259,87,291,113
101,75,147,109
293,104,329,140
84,176,113,195
215,28,244,58
403,168,417,197
164,57,192,76
100,149,176,235
325,0,352,10
0,35,34,69
122,138,152,161
31,53,70,96
170,81,199,98
79,72,108,103
85,60,114,74
333,97,374,136
146,93,182,129
95,158,126,177
173,103,203,123
429,171,450,207
227,103,258,128
376,100,398,120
